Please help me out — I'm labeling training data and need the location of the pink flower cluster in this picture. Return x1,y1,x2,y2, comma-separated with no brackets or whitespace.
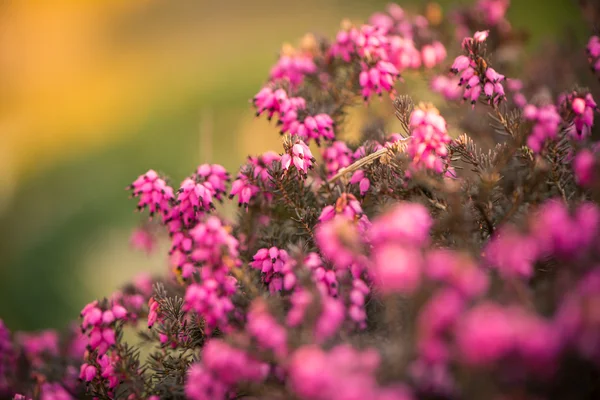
282,139,315,176
230,151,280,207
407,105,451,173
289,344,413,400
128,170,175,218
455,302,559,370
450,32,506,106
78,300,128,389
574,146,599,187
246,299,288,357
485,200,600,278
475,0,510,26
523,103,562,152
270,53,317,88
250,247,296,292
253,86,335,144
322,141,353,177
559,91,597,140
179,217,240,332
185,339,268,400
369,202,432,294
430,75,463,101
587,35,600,75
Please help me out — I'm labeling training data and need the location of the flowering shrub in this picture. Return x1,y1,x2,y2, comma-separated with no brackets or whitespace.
3,1,600,399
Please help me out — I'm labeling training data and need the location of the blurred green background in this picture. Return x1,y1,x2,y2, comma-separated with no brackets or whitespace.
0,0,582,330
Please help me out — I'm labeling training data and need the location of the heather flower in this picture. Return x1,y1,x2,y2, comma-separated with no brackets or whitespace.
0,320,14,395
196,163,230,201
278,98,335,143
430,75,462,101
426,250,489,298
253,86,288,120
175,178,214,227
369,202,432,247
587,35,600,75
350,170,371,196
183,278,237,333
304,252,339,297
329,22,357,61
318,193,363,222
450,34,506,106
389,36,422,70
348,278,369,329
316,216,365,270
476,0,510,26
270,51,317,88
128,170,175,217
523,103,562,152
359,60,401,101
288,345,381,400
454,302,516,366
40,383,72,400
185,363,229,400
250,247,296,292
17,330,59,365
407,104,451,173
484,226,539,279
188,216,239,267
281,139,315,176
247,299,288,357
573,148,597,186
417,289,465,363
129,227,156,254
79,363,97,382
322,141,353,177
559,92,597,140
314,296,346,342
531,200,600,259
202,339,269,385
230,151,280,207
372,243,423,295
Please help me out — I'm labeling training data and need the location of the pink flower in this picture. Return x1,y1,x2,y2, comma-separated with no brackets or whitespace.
369,202,432,246
407,105,451,173
281,140,315,176
523,103,561,153
372,243,423,295
350,170,371,196
288,345,382,400
270,53,317,87
359,60,400,101
322,141,353,177
128,170,175,218
476,0,510,26
455,302,516,366
247,299,288,357
574,149,597,187
587,35,600,75
129,227,156,254
426,250,489,298
250,247,296,292
473,30,489,42
316,216,365,270
430,75,462,101
559,92,596,140
318,193,363,222
202,339,269,385
185,363,229,400
484,226,539,279
253,86,288,120
79,363,97,382
183,278,237,333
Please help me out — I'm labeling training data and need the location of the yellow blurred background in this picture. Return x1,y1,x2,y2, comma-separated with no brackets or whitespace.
0,0,582,330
